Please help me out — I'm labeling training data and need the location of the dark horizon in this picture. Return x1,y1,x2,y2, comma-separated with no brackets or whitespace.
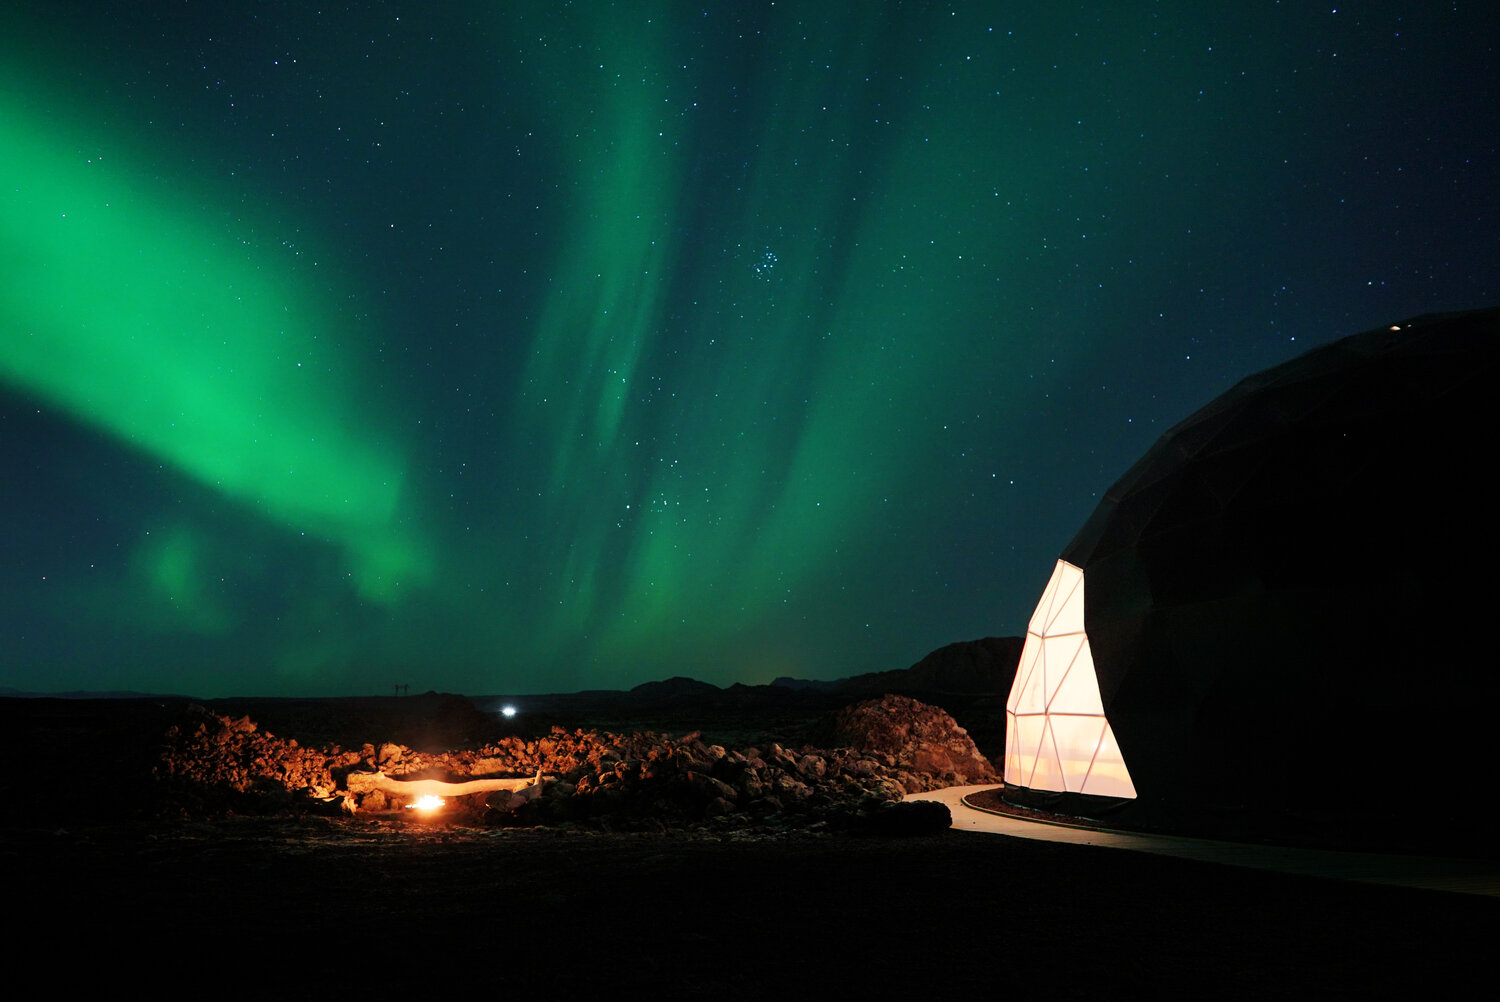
1,630,1011,701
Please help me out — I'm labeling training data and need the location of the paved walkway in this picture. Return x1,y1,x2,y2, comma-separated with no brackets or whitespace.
907,785,1500,898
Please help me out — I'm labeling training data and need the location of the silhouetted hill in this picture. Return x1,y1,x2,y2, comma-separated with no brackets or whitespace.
627,676,723,703
832,636,1023,697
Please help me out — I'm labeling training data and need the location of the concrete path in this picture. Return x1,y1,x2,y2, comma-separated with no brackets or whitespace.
908,785,1500,898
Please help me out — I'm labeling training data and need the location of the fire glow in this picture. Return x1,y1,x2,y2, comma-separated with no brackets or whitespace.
404,795,446,813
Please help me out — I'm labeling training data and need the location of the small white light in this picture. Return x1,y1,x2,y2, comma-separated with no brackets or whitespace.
501,704,518,718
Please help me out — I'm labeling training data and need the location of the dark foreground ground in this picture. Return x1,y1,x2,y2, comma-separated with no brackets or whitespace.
5,694,1494,997
13,815,1496,997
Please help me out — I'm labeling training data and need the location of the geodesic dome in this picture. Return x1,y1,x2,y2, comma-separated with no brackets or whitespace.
1001,308,1500,851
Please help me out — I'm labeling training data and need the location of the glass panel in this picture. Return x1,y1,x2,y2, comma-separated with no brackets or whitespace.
1029,717,1066,792
1049,561,1087,636
1007,634,1044,713
1004,711,1022,785
1027,562,1065,635
1080,723,1138,799
1012,641,1049,715
1047,639,1106,715
1014,714,1049,789
1045,715,1109,793
1041,633,1088,705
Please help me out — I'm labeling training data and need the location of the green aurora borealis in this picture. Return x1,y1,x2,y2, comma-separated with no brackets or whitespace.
3,3,1497,696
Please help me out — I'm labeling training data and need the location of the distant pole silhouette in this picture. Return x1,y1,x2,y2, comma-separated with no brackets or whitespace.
394,683,400,697
403,684,410,696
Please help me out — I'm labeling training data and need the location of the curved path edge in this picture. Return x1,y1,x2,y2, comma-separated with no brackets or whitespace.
907,785,1500,898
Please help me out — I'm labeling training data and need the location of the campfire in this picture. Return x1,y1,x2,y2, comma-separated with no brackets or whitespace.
346,768,549,816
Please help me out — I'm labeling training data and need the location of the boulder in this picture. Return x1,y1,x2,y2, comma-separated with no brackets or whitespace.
855,799,953,836
815,695,995,786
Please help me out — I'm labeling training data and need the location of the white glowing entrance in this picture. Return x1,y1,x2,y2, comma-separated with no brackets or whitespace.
1004,560,1137,799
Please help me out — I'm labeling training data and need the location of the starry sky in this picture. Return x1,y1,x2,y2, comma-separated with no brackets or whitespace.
3,2,1496,697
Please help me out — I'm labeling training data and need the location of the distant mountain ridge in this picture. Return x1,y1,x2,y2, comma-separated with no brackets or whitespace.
0,686,191,700
613,636,1021,704
3,637,1025,703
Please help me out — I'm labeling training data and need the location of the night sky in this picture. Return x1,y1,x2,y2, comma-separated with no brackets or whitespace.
3,3,1496,697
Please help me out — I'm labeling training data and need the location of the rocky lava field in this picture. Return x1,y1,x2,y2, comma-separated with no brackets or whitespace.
5,660,1495,998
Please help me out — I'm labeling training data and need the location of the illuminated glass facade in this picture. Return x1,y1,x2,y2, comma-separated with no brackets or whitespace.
1004,560,1136,799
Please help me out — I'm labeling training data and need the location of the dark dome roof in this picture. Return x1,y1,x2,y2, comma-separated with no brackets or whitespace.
1031,308,1499,851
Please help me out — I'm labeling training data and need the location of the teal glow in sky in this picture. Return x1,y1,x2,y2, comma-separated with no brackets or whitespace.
2,3,1496,696
0,81,427,605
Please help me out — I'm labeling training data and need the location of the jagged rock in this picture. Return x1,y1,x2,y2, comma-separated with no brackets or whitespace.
737,772,765,799
762,743,799,771
772,775,810,800
797,754,826,779
814,695,995,789
153,696,985,832
683,771,738,803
